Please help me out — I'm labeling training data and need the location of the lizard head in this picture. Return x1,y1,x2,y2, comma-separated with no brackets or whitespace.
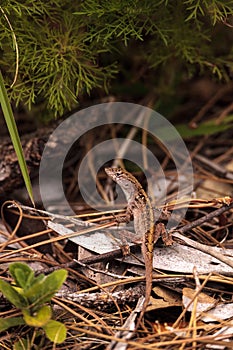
105,167,140,201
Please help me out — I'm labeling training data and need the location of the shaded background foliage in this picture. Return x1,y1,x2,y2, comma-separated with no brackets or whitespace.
0,0,233,117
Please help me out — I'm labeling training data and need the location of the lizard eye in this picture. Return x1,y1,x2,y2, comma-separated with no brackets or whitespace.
115,169,123,177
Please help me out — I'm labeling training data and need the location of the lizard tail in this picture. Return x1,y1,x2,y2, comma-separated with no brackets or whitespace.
135,264,152,330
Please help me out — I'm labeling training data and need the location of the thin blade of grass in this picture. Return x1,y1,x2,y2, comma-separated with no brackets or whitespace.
0,71,34,206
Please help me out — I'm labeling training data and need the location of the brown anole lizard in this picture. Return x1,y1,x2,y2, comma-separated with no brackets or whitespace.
105,167,161,328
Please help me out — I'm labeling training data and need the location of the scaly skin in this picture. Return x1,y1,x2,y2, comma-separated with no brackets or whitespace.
105,167,159,328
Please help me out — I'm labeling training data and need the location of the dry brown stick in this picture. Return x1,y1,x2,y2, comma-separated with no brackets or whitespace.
173,201,233,269
194,154,233,180
41,245,139,275
178,201,233,234
55,285,142,308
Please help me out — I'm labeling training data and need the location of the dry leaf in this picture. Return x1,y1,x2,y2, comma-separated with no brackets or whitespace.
148,285,181,311
182,287,233,322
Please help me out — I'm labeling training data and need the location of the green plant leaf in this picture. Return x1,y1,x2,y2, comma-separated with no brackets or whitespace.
0,71,34,206
42,269,68,295
30,273,46,287
23,305,52,327
43,320,67,344
176,115,233,139
0,280,28,308
9,263,35,289
0,316,25,332
24,269,67,306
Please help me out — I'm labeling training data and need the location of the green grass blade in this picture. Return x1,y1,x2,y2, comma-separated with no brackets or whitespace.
0,71,34,206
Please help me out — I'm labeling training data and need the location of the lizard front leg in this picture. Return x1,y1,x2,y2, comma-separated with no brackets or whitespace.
114,206,133,224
